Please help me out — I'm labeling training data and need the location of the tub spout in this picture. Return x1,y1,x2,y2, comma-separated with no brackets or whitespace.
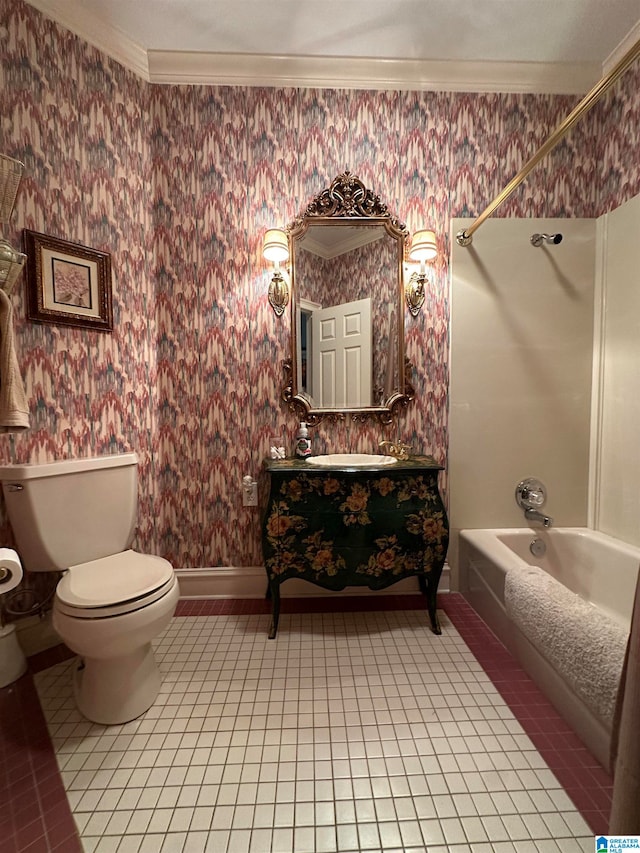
524,508,553,528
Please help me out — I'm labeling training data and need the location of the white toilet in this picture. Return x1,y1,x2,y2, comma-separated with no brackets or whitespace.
0,452,179,725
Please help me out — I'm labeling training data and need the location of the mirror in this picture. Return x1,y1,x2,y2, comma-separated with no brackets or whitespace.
282,171,414,425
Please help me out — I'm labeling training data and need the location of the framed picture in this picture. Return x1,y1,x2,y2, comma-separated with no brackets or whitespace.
23,230,113,332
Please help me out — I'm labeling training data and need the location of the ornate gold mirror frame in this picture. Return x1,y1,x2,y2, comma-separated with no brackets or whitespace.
282,171,414,425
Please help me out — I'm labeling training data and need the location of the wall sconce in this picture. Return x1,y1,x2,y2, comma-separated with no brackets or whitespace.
405,229,437,317
0,154,27,294
263,228,290,317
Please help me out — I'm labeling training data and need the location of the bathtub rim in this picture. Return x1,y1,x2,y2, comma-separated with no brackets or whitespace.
459,525,640,628
461,525,640,572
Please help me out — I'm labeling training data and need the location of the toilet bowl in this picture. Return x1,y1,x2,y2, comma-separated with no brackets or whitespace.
53,550,179,724
0,453,179,724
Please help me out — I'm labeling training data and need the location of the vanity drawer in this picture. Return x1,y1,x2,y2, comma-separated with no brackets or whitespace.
271,472,441,514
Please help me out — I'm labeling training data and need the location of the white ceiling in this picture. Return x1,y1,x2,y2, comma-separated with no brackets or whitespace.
26,0,640,93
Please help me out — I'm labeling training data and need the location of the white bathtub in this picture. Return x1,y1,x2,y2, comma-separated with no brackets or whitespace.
459,527,640,768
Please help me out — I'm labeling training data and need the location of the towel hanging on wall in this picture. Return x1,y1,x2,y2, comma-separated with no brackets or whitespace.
0,288,29,432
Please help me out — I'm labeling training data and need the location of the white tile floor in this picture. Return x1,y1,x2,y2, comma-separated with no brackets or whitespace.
35,611,594,853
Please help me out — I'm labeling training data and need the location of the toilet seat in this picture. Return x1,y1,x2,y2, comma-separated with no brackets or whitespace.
55,550,176,619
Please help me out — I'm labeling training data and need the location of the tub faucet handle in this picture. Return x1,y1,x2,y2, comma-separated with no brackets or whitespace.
515,478,547,511
524,487,544,507
516,478,553,528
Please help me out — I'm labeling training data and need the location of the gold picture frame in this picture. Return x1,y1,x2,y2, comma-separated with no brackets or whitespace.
23,230,113,332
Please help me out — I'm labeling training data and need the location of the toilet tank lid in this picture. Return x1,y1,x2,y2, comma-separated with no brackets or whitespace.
0,452,138,481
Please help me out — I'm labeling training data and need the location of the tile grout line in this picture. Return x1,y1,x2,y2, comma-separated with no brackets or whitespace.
1,593,610,853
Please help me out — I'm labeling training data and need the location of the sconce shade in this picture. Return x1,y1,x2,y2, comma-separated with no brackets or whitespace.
263,228,289,263
409,229,437,262
0,154,25,224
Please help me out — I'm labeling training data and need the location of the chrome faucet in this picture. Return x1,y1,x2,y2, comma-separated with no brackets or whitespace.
516,478,553,528
379,439,412,461
524,507,554,528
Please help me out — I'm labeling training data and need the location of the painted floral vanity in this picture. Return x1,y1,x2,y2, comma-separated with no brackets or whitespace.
260,455,449,638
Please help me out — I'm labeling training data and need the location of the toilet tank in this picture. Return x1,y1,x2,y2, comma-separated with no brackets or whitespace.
0,453,138,572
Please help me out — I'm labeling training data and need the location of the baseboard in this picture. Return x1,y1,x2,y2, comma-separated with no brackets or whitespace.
10,566,451,656
176,565,450,599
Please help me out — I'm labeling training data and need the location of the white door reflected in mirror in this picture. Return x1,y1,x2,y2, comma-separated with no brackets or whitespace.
311,297,372,408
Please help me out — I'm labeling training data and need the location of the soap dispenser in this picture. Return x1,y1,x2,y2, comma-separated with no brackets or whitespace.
295,422,312,459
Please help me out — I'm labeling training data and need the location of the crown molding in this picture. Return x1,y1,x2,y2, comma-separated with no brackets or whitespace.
302,227,383,260
24,0,607,93
25,0,150,80
603,21,640,74
148,51,599,94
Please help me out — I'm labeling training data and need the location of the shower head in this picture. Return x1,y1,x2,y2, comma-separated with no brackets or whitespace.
530,233,563,247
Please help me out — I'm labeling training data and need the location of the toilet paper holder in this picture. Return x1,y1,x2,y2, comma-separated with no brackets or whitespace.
0,565,16,586
0,547,27,687
0,547,23,594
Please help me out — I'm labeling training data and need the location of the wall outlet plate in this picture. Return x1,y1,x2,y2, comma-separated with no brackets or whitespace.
243,480,258,507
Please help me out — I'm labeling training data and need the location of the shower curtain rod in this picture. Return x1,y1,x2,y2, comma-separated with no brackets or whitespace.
456,36,640,247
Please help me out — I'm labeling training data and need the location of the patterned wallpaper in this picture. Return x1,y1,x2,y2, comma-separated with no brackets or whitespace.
596,60,640,213
1,0,638,569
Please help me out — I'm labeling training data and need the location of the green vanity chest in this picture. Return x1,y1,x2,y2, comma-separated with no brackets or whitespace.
260,456,449,638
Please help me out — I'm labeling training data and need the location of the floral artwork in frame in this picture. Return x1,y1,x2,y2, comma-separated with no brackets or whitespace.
23,230,113,331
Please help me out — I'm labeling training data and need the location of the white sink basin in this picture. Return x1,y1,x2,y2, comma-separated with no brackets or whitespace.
307,453,397,468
